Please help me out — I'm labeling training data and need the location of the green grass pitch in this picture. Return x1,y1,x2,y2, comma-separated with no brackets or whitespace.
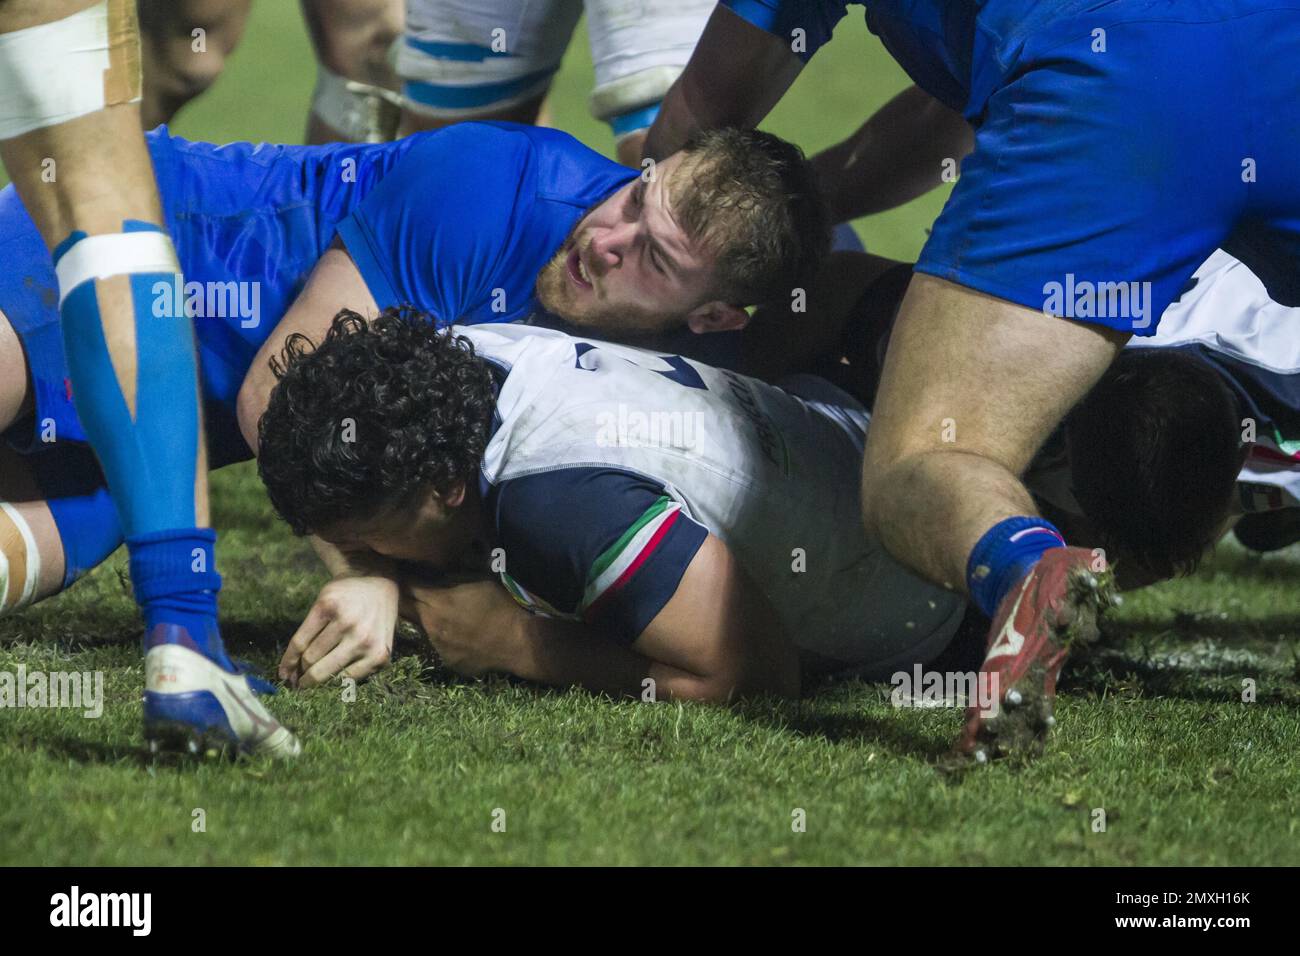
2,5,1298,866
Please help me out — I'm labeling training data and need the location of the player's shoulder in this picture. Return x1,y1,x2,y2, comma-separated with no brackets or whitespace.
375,121,536,184
399,121,623,195
475,122,635,206
487,460,710,638
452,322,575,367
413,119,583,161
486,465,691,561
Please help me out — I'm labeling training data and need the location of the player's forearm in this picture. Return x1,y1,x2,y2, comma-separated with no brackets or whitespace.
236,242,377,452
503,612,661,697
811,86,973,223
309,536,400,581
642,5,802,161
504,612,751,703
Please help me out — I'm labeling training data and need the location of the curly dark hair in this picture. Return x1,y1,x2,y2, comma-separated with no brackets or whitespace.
1065,348,1244,580
256,307,498,536
675,127,831,305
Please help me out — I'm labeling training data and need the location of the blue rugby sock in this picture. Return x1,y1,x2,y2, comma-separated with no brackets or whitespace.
966,516,1067,619
55,222,229,666
128,529,232,669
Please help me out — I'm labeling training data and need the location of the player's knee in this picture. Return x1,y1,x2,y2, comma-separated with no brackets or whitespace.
859,446,919,537
304,0,402,86
138,0,249,125
0,308,34,432
0,502,41,614
142,40,230,124
303,0,403,141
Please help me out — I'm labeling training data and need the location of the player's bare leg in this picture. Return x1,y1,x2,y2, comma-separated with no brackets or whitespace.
0,448,70,611
0,0,298,757
861,274,1127,761
0,309,66,609
138,0,252,129
302,0,402,143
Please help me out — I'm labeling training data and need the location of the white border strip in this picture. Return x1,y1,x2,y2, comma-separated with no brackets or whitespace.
55,231,179,305
0,1,113,140
0,502,40,608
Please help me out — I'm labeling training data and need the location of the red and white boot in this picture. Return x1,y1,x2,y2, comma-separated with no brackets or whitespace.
958,547,1117,763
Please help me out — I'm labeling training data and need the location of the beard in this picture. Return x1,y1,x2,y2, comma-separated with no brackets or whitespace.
534,227,685,339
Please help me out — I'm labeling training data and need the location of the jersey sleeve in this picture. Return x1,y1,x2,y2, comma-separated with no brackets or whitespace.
335,122,532,322
722,0,850,63
487,467,709,643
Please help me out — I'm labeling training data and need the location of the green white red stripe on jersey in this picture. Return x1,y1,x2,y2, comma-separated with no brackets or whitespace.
582,496,685,622
499,571,578,621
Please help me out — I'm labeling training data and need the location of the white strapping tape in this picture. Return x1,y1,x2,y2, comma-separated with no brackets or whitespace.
54,230,179,305
0,502,39,609
0,1,133,140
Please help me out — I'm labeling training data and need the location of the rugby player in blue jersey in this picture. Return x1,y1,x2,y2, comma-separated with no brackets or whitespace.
0,0,301,758
0,121,829,706
643,0,1300,760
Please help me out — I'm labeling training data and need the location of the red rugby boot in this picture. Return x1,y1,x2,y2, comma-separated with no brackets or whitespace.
958,547,1117,763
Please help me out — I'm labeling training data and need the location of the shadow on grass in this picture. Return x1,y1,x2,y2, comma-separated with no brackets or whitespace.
356,651,956,763
1105,613,1300,644
218,618,304,659
1063,635,1300,706
10,730,159,769
742,700,951,761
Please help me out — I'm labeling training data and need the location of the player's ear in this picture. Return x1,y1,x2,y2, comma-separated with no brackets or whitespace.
441,481,467,510
685,300,750,334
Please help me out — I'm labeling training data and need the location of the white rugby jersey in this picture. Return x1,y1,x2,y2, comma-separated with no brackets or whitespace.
1131,249,1300,512
454,323,965,675
1029,250,1300,517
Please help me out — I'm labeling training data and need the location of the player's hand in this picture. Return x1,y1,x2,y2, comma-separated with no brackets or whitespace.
280,575,401,689
400,575,522,678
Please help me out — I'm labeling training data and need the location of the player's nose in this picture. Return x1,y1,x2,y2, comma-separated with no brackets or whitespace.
589,224,629,269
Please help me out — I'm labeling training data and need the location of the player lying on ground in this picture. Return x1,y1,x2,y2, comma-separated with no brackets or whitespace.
230,118,828,452
0,123,825,661
810,249,1299,593
0,254,1279,702
397,0,715,166
255,309,966,697
0,0,297,756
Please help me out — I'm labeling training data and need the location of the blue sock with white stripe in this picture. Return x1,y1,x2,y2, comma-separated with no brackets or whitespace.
55,222,229,666
966,516,1067,619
